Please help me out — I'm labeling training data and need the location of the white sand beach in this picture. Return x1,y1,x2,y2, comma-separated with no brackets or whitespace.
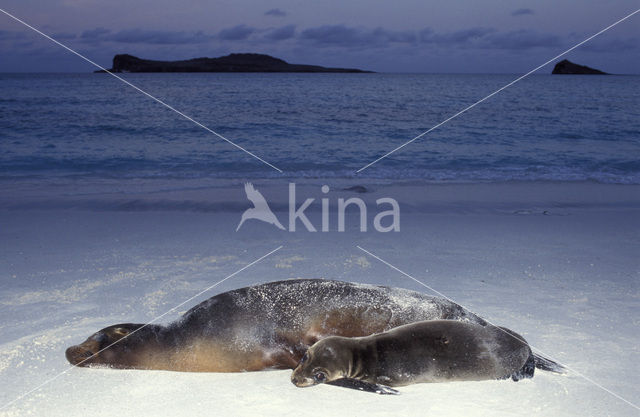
0,181,638,416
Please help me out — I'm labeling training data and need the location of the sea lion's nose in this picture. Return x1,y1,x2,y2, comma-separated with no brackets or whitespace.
291,372,313,387
291,373,304,386
65,346,94,365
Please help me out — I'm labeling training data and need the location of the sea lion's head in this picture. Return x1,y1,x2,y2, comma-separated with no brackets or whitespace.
65,323,147,368
291,337,353,387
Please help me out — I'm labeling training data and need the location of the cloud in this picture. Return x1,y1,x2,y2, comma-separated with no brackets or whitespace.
43,23,566,53
106,29,210,44
419,27,560,50
18,22,594,65
511,8,534,16
299,25,564,51
218,24,255,41
300,25,362,46
300,25,416,48
79,27,211,44
483,29,562,49
51,32,77,40
264,25,296,41
265,8,286,17
0,30,27,41
80,27,111,40
420,27,495,45
581,37,639,52
373,27,417,43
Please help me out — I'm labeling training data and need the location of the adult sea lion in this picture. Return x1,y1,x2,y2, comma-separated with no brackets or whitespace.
291,320,564,393
65,279,485,372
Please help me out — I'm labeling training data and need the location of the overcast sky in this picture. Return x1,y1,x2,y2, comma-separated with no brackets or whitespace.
0,0,638,73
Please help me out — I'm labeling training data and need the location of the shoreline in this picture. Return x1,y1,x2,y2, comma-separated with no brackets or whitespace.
1,180,638,214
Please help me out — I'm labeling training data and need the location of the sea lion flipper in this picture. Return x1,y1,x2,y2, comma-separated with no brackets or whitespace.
327,378,399,395
532,353,566,374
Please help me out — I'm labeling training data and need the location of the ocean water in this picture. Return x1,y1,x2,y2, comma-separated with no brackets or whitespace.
1,73,639,185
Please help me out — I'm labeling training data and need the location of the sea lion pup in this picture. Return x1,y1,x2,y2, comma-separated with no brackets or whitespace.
66,279,486,372
291,320,564,392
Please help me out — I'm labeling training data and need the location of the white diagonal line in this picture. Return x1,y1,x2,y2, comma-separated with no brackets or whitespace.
356,8,640,173
0,245,283,412
0,8,283,173
357,245,640,411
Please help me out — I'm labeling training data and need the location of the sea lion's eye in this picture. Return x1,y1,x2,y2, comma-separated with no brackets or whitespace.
300,353,308,364
313,371,327,383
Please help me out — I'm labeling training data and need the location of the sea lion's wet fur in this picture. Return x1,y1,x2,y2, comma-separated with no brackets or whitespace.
291,320,533,387
66,279,485,372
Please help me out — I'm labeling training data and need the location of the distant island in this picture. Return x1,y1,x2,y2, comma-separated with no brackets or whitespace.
552,59,608,75
95,53,372,73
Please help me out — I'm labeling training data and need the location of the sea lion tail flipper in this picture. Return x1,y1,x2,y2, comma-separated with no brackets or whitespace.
533,353,567,374
327,378,399,395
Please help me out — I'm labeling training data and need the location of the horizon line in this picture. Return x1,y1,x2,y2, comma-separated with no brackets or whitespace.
1,70,637,75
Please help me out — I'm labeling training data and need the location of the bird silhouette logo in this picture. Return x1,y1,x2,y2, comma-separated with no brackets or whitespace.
236,183,286,231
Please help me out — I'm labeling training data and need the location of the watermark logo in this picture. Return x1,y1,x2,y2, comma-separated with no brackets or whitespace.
237,183,400,232
236,183,286,231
